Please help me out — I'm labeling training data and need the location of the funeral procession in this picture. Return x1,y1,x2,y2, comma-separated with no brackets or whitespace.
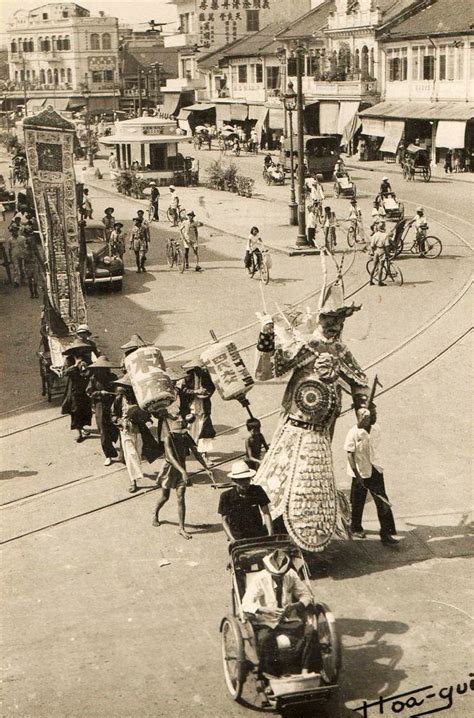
0,0,473,716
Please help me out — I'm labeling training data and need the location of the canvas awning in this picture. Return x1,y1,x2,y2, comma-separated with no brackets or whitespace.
361,118,385,137
27,98,46,114
359,101,474,122
177,108,192,121
160,92,181,117
267,107,285,129
319,102,340,135
379,120,404,153
435,120,467,149
44,97,69,112
68,99,86,110
337,102,359,136
248,105,268,122
342,114,361,146
183,103,215,112
215,103,231,124
230,104,248,121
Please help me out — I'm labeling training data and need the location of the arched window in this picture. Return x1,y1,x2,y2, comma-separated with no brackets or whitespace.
32,69,36,81
90,33,100,50
23,39,30,52
102,33,111,50
63,36,70,51
40,69,46,83
67,68,72,83
354,49,360,73
361,45,369,79
30,39,34,51
26,69,30,79
47,68,53,84
14,70,18,82
57,37,63,51
369,47,375,78
42,38,50,52
60,68,65,82
53,68,59,85
11,40,17,54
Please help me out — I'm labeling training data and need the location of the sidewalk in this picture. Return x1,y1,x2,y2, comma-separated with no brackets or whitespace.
342,154,474,184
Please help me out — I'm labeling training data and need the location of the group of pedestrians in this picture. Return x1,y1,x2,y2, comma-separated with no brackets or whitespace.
2,205,42,296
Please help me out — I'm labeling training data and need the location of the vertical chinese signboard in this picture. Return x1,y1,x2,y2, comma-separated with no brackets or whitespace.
23,106,87,333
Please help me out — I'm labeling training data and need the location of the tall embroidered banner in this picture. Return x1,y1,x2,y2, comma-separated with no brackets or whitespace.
23,106,87,332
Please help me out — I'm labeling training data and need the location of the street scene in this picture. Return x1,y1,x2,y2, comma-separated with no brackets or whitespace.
1,1,473,717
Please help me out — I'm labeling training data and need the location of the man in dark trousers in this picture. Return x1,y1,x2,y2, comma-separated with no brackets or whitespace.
218,460,273,541
149,181,160,221
129,217,148,272
344,408,398,546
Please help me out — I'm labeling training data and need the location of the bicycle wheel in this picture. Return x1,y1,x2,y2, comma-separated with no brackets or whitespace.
166,242,175,268
318,207,325,227
176,247,186,273
247,260,256,278
260,259,270,285
347,226,356,247
148,204,154,222
388,262,403,286
366,258,388,282
422,236,442,258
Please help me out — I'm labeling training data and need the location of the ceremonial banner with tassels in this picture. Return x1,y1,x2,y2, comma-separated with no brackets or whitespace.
23,106,87,332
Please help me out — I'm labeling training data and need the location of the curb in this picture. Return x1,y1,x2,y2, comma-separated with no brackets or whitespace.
344,161,474,185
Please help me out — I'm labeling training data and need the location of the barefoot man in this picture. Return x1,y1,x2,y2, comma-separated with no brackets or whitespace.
153,417,212,539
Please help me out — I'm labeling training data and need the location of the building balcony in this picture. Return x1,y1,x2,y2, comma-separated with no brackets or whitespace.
164,33,198,49
289,77,379,101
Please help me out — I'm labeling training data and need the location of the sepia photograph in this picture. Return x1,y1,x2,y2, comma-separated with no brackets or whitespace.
0,0,472,716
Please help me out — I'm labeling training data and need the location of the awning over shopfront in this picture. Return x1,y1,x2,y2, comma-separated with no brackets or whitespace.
160,92,181,117
361,118,385,137
177,108,192,121
26,98,46,114
319,102,340,135
215,103,231,124
68,99,86,110
435,120,467,149
248,105,267,122
44,98,69,112
230,104,248,121
267,106,285,129
359,101,474,122
183,103,215,113
337,102,359,136
379,120,404,153
342,114,361,146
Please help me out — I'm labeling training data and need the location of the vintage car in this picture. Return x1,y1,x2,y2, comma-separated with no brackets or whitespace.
83,221,124,291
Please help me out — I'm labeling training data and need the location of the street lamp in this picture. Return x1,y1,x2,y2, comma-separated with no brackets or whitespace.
293,44,308,247
281,81,298,226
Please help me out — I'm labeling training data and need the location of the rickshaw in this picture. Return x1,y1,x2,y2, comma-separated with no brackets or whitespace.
333,170,357,199
262,163,285,185
220,535,341,714
193,126,211,150
376,192,404,221
38,334,70,402
402,145,431,182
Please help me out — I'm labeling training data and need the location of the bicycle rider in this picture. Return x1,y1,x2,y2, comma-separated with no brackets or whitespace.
245,226,265,273
379,176,392,198
369,220,390,287
168,185,180,226
414,206,428,257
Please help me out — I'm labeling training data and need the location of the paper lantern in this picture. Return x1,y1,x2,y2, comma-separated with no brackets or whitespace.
124,346,175,412
201,341,254,401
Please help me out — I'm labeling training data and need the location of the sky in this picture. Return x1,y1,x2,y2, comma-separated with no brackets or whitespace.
0,0,178,47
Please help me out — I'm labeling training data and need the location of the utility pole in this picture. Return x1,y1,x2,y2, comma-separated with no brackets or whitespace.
22,54,28,116
137,68,142,115
295,46,307,246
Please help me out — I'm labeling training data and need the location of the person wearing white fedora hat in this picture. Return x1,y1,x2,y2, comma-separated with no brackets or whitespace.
218,460,272,541
241,548,322,679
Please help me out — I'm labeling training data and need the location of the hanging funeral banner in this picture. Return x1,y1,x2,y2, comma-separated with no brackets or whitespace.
23,106,87,333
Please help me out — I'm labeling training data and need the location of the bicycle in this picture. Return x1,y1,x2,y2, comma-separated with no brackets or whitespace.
166,205,187,226
366,255,403,286
388,219,442,259
166,236,185,273
247,249,270,284
346,220,366,248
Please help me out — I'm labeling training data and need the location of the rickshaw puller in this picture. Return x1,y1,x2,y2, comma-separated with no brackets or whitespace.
242,549,323,678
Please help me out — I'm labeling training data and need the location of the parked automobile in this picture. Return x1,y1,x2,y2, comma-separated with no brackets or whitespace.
82,221,124,291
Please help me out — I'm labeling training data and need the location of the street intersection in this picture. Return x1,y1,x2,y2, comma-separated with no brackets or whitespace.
0,145,473,717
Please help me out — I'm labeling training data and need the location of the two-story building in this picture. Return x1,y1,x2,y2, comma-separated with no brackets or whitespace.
6,3,119,115
359,0,474,163
161,0,311,111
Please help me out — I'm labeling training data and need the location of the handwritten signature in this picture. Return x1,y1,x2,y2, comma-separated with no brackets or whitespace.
352,673,474,717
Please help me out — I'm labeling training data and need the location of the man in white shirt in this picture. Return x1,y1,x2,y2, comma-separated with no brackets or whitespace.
344,409,398,545
369,221,390,286
242,549,322,677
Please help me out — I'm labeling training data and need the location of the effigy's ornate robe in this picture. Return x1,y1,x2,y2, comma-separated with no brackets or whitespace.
255,325,368,552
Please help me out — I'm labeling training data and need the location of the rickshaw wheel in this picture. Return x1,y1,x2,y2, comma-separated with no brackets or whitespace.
221,616,246,701
398,203,405,220
352,183,357,198
423,166,431,182
315,603,342,685
346,226,356,247
333,183,340,198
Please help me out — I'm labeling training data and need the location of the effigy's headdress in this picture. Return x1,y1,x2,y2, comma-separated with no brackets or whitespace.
318,252,361,319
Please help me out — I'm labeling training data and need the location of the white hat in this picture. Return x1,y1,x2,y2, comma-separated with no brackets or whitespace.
262,549,291,575
382,176,388,181
416,206,423,213
169,185,175,191
228,460,256,480
76,324,91,335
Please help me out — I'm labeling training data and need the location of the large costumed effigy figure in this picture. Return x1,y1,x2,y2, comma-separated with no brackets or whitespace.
253,276,369,552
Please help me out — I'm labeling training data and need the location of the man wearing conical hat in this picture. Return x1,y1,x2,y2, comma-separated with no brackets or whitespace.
87,356,119,466
253,270,368,553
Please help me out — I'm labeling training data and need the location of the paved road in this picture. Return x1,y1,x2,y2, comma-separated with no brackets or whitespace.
1,147,473,717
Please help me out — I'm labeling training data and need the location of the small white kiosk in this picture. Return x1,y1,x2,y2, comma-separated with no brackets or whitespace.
101,116,188,183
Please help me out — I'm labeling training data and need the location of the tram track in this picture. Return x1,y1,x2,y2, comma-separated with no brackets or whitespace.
1,325,470,545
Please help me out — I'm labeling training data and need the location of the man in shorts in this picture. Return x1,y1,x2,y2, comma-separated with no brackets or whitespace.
153,417,212,539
